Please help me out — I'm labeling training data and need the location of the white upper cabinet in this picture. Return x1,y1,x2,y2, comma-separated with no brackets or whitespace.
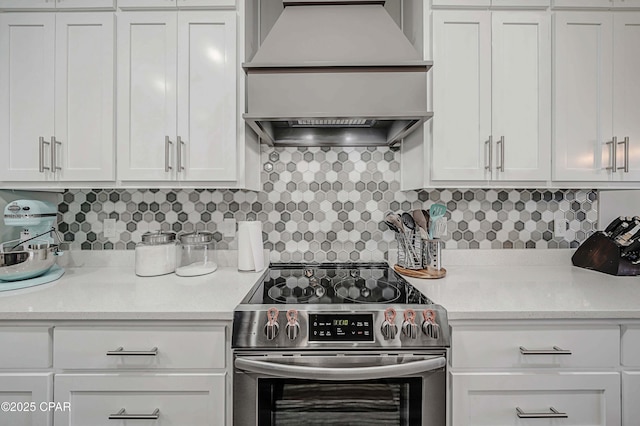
117,12,178,181
0,13,55,182
491,12,551,181
54,13,115,181
0,0,115,10
117,11,237,182
612,12,640,181
432,11,491,181
431,10,550,182
176,12,236,181
554,11,640,181
0,12,115,183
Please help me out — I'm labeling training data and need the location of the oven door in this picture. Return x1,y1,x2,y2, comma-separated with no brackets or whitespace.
233,351,446,426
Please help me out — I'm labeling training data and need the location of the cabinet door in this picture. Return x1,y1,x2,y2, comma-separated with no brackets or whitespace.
54,13,114,182
432,11,491,181
54,373,225,426
117,12,178,181
0,13,55,182
0,374,53,426
613,12,640,181
553,12,613,181
451,372,620,426
623,371,640,425
492,12,550,181
176,11,236,181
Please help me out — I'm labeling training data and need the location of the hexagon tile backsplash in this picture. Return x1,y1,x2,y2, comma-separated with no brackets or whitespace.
57,147,597,262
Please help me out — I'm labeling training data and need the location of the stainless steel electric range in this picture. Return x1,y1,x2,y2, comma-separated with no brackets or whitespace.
232,262,450,426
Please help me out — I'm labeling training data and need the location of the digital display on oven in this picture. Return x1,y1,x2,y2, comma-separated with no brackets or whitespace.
308,314,374,342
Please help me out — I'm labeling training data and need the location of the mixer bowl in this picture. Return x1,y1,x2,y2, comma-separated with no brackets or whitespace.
0,244,61,282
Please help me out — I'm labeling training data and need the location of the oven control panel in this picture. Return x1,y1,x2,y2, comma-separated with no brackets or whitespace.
308,313,374,342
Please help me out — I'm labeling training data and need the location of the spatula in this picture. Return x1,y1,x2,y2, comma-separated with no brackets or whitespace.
429,203,447,239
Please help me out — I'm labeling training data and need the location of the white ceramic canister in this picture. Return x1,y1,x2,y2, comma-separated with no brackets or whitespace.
135,231,177,277
176,231,217,277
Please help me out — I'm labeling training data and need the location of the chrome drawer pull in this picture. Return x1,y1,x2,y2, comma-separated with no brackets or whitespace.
106,346,158,356
516,407,567,419
108,408,160,420
519,346,572,355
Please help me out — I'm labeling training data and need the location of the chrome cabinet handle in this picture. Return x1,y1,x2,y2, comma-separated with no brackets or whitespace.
106,346,158,356
496,136,505,172
485,136,493,171
516,407,567,419
51,136,61,173
164,136,173,172
519,346,572,355
177,136,185,172
618,136,630,173
108,408,160,420
39,137,50,172
606,137,617,171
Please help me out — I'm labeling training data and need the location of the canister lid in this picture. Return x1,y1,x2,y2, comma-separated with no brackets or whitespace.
141,231,176,245
179,231,214,244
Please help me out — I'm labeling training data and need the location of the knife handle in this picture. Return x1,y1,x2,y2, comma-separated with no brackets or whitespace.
605,216,625,235
622,239,640,257
610,222,631,240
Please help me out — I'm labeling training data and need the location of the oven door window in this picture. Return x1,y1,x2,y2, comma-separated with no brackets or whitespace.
257,378,422,426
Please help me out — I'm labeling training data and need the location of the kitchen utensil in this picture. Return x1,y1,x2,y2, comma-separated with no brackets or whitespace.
429,204,447,239
401,212,416,232
604,216,625,236
385,213,405,233
412,210,430,240
0,243,62,282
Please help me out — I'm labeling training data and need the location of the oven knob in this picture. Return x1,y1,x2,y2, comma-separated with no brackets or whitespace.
402,309,419,339
422,309,441,340
264,307,280,340
381,307,398,340
285,309,300,340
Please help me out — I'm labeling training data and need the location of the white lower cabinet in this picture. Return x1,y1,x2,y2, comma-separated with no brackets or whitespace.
451,372,620,425
450,321,623,426
53,373,225,426
0,373,53,426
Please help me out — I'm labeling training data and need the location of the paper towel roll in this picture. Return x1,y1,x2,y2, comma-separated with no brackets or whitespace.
237,221,265,271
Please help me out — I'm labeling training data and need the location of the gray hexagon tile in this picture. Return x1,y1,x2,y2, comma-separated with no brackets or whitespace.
56,147,598,261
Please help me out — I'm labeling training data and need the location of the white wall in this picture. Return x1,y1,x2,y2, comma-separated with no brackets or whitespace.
598,190,640,231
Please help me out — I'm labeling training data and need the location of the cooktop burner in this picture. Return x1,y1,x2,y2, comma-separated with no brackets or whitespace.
242,262,432,305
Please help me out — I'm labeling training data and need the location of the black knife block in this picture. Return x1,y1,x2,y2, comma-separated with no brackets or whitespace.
572,232,640,276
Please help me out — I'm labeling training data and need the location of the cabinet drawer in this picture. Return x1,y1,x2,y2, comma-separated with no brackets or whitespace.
451,371,620,425
621,325,640,366
118,0,235,8
451,324,619,369
53,325,226,369
54,373,225,426
0,327,52,369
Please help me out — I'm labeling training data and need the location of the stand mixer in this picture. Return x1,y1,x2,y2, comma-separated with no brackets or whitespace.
0,199,64,288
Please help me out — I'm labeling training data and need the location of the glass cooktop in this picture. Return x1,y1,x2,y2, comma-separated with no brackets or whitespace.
242,262,432,305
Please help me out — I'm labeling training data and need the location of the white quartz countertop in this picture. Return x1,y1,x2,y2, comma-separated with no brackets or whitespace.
1,249,640,321
0,251,265,320
399,249,640,320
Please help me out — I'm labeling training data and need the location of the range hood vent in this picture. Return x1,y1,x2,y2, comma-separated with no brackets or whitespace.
243,0,432,147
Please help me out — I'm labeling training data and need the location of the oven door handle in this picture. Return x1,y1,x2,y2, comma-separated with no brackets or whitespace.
234,356,446,381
